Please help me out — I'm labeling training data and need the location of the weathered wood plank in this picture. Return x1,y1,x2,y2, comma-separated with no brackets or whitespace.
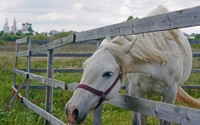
66,83,78,91
11,85,23,102
191,69,200,73
16,37,28,44
45,49,54,125
107,94,200,125
74,6,200,42
15,51,30,57
120,85,200,90
29,73,66,90
181,85,200,89
20,68,83,73
31,53,93,57
20,68,199,73
15,85,47,89
5,79,28,111
23,98,65,125
14,69,28,78
93,105,102,125
193,53,200,57
31,34,74,55
189,40,200,44
31,40,97,45
13,44,19,86
26,37,31,111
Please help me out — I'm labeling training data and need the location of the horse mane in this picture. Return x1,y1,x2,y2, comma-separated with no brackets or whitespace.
100,6,186,71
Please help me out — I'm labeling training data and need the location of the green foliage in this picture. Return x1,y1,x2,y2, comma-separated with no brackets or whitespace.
30,34,51,40
195,34,200,40
53,31,73,39
2,33,23,41
0,31,4,37
126,15,134,22
0,38,4,45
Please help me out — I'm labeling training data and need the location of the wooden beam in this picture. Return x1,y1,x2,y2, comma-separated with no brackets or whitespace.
189,40,200,44
191,69,200,73
31,34,74,55
23,98,65,125
15,51,30,57
193,53,200,57
5,79,28,112
44,49,54,125
107,94,200,125
31,53,93,57
28,73,66,90
16,37,28,44
19,68,83,73
14,69,28,78
11,86,23,102
181,85,200,89
74,6,200,42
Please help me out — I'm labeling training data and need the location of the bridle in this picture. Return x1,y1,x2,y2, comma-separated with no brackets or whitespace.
76,69,123,109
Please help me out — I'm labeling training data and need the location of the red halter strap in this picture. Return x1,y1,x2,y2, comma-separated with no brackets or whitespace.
77,70,123,109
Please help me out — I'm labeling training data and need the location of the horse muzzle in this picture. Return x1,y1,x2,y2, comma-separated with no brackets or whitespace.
65,102,87,124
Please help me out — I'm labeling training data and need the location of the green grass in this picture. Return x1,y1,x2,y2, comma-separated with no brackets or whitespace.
0,47,200,125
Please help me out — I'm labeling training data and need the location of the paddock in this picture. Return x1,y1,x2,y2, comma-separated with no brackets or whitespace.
8,5,200,125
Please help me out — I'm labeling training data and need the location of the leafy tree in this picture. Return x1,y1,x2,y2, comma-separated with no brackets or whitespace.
126,16,134,22
27,27,34,33
195,34,200,40
53,31,73,39
16,30,23,36
31,34,51,40
0,38,4,45
0,31,4,36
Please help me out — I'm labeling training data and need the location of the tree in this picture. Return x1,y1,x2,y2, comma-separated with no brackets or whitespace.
195,34,200,40
0,31,4,36
31,34,51,40
53,31,73,39
126,16,134,22
27,27,34,33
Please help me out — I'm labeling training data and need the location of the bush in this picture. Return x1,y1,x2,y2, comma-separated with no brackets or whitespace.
0,39,4,45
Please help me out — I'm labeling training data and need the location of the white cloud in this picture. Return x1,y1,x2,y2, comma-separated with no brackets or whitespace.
0,0,199,33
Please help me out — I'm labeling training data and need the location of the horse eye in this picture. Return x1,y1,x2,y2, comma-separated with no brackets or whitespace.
102,71,113,78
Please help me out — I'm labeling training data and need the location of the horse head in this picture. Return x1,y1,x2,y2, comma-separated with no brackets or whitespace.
65,36,131,124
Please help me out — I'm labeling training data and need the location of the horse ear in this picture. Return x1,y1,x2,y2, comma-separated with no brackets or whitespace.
99,35,112,47
123,38,137,54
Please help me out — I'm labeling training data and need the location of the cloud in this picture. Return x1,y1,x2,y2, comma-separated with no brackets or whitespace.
0,0,199,33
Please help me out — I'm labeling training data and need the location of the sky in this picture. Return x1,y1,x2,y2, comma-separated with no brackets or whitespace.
0,0,199,34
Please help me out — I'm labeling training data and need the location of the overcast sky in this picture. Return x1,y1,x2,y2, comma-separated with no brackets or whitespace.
0,0,199,34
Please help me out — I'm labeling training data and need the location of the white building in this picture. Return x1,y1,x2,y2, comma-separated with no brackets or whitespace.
22,21,32,33
3,18,10,33
11,18,17,34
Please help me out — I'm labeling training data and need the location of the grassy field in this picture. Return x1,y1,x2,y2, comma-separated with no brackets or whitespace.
0,42,200,125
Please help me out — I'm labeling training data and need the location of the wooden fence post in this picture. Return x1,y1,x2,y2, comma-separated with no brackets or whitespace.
93,40,102,125
26,37,31,111
13,42,19,91
44,49,54,125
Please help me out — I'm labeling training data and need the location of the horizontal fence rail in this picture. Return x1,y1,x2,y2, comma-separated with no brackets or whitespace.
11,86,65,125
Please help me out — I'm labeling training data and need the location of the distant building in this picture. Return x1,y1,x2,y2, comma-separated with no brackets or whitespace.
11,18,17,34
22,21,32,33
3,18,10,33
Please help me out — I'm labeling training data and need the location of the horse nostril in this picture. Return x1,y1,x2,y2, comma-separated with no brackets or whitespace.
72,109,79,120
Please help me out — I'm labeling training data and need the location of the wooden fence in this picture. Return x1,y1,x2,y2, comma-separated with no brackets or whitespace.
9,5,200,125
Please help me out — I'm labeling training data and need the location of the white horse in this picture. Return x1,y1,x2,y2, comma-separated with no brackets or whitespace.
65,6,200,125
